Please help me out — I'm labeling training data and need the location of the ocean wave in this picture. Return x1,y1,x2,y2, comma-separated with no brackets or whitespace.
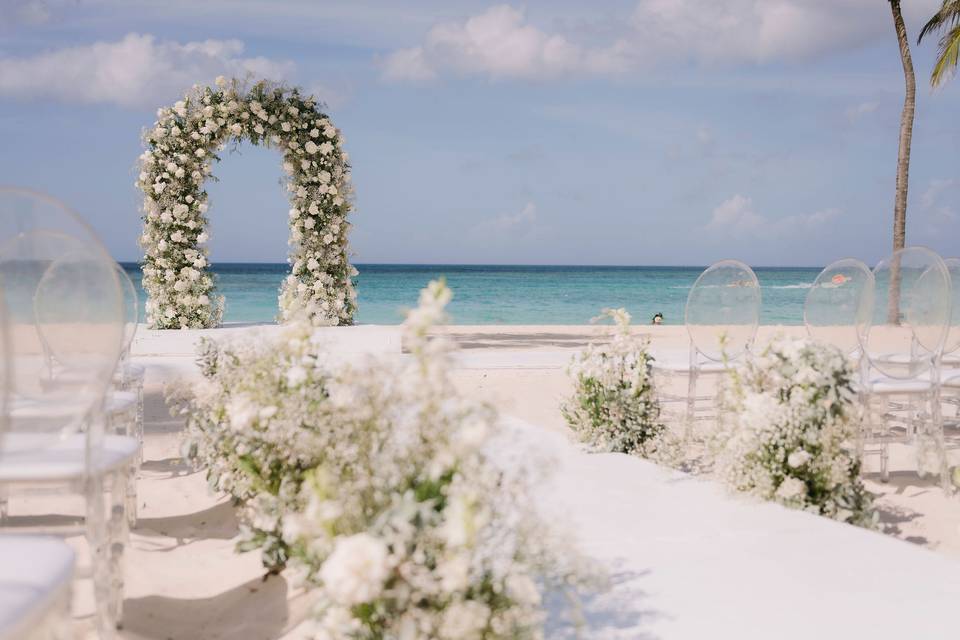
767,283,813,289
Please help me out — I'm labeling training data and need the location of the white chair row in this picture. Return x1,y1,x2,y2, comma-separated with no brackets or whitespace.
0,188,144,639
653,248,958,490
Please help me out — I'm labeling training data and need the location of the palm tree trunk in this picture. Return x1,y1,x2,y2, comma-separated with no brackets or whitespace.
888,0,916,323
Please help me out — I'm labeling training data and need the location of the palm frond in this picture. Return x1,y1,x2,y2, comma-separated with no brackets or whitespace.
918,0,960,43
931,23,960,86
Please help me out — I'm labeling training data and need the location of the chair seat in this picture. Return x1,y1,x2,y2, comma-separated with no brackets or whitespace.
116,362,145,385
0,536,74,640
0,433,139,482
942,370,960,389
863,376,934,394
105,390,137,415
652,354,730,374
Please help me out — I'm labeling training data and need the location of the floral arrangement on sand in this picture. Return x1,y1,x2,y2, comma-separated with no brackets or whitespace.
562,308,666,457
172,281,589,638
138,76,356,329
717,337,875,527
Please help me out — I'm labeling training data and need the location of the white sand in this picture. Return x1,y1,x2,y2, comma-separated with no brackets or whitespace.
6,323,960,638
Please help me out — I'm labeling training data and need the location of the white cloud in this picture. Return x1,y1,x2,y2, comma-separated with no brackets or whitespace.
383,1,941,82
382,5,624,82
845,100,879,122
0,33,293,107
490,201,537,230
472,201,539,238
0,0,52,26
918,178,959,233
920,178,957,208
707,194,840,236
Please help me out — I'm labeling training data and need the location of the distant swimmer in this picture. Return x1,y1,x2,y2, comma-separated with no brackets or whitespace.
652,312,664,325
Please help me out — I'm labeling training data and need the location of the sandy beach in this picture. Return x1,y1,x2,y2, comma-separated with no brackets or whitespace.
5,323,957,638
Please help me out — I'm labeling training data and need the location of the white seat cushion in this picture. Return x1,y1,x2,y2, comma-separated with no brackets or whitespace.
652,354,730,374
864,376,934,394
0,433,139,482
0,536,74,639
942,370,960,389
115,362,145,385
105,390,137,415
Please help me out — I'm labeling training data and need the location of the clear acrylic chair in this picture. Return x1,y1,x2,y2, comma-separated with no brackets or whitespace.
858,246,953,488
0,189,139,637
940,257,960,424
0,252,76,640
104,264,143,467
803,258,875,357
652,259,761,438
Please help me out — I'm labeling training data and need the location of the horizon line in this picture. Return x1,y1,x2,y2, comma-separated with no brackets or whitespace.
116,260,829,269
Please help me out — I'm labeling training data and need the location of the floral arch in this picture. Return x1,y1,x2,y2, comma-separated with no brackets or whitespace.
137,77,357,329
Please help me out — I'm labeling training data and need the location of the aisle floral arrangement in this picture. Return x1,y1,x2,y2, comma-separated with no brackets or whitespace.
562,308,666,457
172,281,588,638
138,76,356,329
716,337,875,527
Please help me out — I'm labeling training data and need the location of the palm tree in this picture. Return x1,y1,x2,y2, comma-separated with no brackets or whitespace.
918,0,960,87
887,0,916,323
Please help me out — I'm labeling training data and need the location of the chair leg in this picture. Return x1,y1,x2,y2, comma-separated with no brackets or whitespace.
86,474,116,639
109,470,128,628
930,387,952,494
685,369,698,441
880,443,889,483
0,484,8,523
126,460,138,528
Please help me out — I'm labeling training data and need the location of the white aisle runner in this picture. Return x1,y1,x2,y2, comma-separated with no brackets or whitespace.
497,417,960,639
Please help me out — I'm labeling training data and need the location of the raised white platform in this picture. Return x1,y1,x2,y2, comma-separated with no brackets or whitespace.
499,417,960,639
132,323,402,358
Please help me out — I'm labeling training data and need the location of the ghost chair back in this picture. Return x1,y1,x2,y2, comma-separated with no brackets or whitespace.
803,258,875,358
857,246,953,489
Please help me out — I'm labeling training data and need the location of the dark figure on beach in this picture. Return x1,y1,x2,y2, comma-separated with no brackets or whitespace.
652,313,663,325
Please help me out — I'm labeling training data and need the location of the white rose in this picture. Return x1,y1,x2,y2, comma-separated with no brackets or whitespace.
318,170,331,184
439,601,489,639
307,257,320,271
304,141,318,154
281,122,291,132
775,477,807,502
319,142,333,155
197,232,209,244
230,123,242,136
304,218,316,229
286,365,308,387
323,233,333,244
319,534,389,606
309,128,320,137
787,450,812,468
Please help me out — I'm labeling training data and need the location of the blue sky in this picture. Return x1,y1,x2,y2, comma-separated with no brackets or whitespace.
1,0,958,266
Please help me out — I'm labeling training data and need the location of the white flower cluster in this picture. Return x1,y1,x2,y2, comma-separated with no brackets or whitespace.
137,76,357,329
717,337,874,527
562,309,666,457
172,280,584,638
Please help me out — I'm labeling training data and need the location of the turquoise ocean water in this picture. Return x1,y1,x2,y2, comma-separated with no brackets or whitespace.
120,263,821,325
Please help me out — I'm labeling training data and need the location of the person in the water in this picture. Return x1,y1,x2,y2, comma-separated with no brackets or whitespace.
652,312,663,325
